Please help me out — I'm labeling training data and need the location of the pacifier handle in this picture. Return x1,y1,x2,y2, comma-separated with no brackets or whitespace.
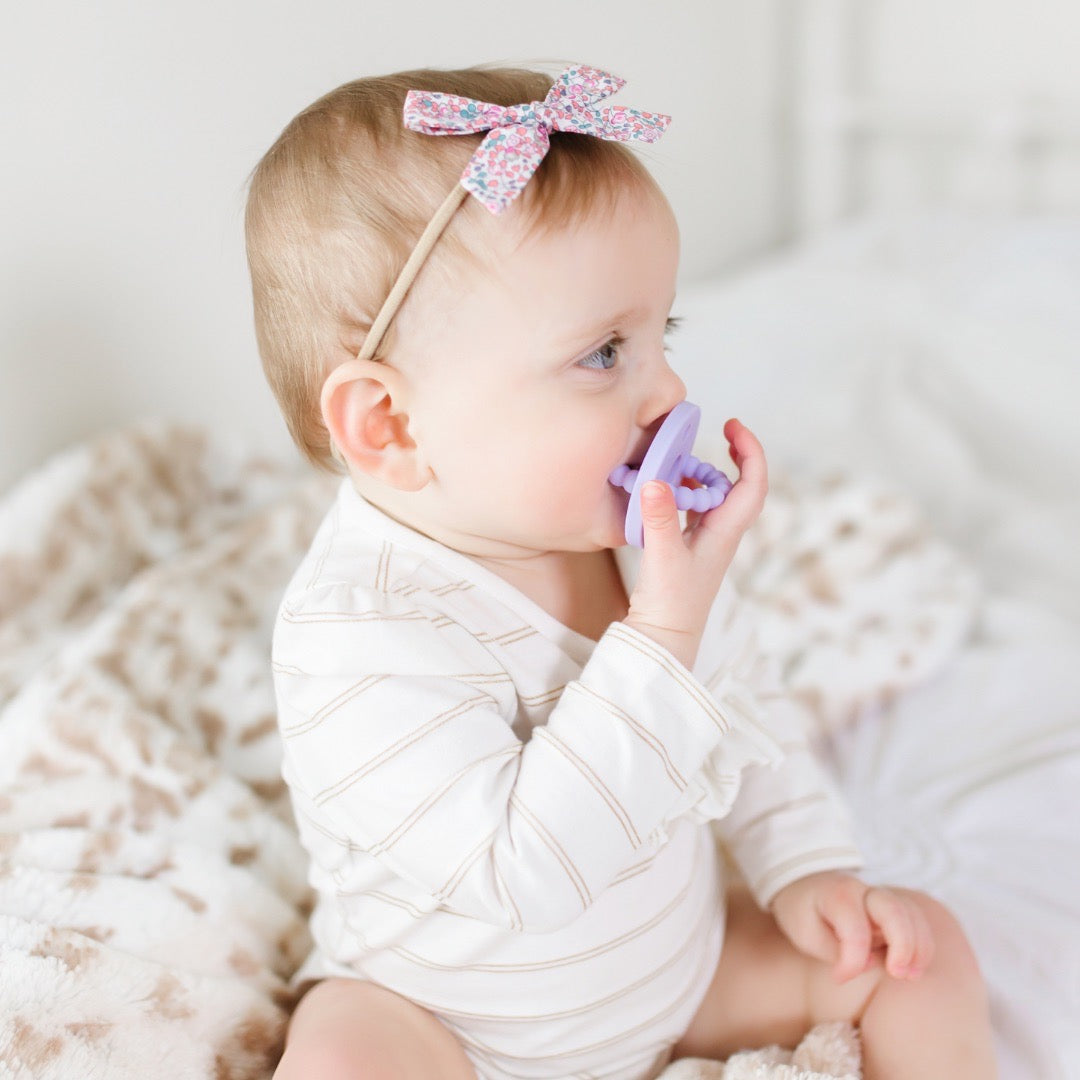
609,401,733,548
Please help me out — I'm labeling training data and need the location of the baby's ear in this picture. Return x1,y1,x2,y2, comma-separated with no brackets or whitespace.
320,359,431,491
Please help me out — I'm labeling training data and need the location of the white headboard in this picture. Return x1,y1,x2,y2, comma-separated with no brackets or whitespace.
788,0,1080,237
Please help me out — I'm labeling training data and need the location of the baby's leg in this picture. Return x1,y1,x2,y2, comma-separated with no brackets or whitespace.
274,977,477,1080
671,885,996,1079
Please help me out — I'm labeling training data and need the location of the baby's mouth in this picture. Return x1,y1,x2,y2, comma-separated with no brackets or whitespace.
608,462,639,492
610,443,653,486
609,414,673,493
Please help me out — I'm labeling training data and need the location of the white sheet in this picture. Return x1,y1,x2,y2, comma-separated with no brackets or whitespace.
676,212,1080,1079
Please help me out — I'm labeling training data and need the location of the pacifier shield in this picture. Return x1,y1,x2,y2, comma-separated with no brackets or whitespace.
609,401,732,547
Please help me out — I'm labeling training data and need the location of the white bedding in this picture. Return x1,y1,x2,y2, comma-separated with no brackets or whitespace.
679,211,1080,1079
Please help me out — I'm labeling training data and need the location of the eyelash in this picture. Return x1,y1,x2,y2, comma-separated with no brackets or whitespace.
576,316,683,373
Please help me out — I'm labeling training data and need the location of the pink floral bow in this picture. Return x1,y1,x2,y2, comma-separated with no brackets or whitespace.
403,65,672,215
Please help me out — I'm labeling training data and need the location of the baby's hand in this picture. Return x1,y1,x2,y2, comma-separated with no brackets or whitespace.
769,871,936,984
623,418,767,671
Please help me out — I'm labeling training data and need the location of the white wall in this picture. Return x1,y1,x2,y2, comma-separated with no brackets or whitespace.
0,0,786,492
810,0,1080,220
868,0,1078,99
865,0,1080,211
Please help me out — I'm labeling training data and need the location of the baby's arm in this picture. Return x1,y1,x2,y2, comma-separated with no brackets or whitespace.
275,590,773,934
689,618,936,983
276,587,786,933
707,646,863,908
275,420,770,935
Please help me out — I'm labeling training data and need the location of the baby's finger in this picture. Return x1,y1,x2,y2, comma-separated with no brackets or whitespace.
699,421,768,536
638,481,684,556
723,418,767,489
900,897,936,979
869,890,914,978
821,892,873,984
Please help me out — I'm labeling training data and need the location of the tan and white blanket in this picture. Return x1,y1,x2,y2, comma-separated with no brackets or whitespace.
0,421,979,1079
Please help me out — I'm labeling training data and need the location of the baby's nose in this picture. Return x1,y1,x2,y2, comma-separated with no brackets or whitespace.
636,357,687,429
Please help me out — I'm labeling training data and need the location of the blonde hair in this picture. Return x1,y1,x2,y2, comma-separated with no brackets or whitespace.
244,65,664,474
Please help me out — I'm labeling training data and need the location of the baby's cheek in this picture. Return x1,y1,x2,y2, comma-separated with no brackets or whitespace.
528,460,605,518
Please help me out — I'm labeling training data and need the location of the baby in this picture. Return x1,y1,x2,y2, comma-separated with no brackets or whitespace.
245,65,997,1080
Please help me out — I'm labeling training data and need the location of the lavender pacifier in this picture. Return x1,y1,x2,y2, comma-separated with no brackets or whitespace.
609,401,733,548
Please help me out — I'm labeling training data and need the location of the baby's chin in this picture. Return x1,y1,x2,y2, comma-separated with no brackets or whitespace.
563,519,628,555
537,518,628,555
484,487,630,554
559,487,631,552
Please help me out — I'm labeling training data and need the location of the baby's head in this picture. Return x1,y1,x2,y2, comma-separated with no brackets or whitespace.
245,64,686,559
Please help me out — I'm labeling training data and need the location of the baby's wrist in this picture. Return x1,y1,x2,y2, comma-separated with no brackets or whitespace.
620,616,701,672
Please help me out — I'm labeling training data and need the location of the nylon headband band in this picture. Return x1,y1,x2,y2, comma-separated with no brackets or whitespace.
355,182,469,364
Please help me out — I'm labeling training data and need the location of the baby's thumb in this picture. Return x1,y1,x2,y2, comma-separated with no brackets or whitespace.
639,482,681,551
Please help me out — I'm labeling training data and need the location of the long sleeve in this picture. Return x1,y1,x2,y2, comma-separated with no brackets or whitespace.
671,589,863,909
273,581,780,934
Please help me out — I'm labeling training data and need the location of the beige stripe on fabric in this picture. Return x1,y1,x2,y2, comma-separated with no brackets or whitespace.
271,661,310,677
452,672,515,686
281,673,388,738
281,607,431,625
610,853,661,887
532,728,641,848
304,501,340,591
314,694,493,805
606,623,725,729
565,681,687,790
519,685,566,707
751,846,863,901
500,627,539,644
294,804,355,849
369,746,521,855
506,792,592,910
387,859,697,972
355,890,431,920
373,541,393,593
449,953,709,1068
430,579,475,597
435,826,500,901
419,883,715,1028
480,626,539,646
491,859,525,933
723,793,830,844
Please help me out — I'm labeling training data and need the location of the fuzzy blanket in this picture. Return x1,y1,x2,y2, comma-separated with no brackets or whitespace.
0,421,978,1079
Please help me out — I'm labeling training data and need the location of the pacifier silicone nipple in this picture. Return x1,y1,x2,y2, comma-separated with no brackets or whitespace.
609,401,732,548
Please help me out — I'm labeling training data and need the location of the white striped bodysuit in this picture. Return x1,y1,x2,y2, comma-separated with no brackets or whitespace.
272,479,862,1080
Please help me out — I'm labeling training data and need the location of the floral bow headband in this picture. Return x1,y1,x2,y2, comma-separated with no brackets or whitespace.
405,64,671,215
353,64,671,366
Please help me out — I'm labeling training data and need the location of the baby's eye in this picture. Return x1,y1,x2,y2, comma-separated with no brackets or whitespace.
577,337,622,372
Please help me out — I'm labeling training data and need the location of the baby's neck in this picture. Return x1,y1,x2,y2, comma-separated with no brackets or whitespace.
474,548,630,643
351,478,629,641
